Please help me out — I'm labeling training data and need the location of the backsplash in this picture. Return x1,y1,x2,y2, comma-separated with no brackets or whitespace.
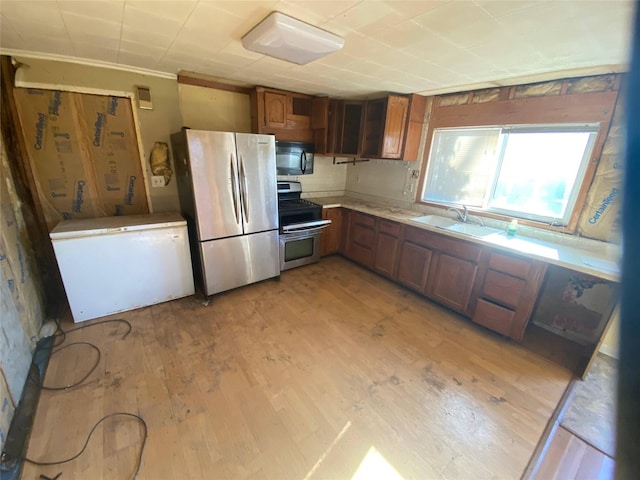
279,155,347,197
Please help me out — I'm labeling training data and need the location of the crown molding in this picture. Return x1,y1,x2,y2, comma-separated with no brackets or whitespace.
0,49,177,80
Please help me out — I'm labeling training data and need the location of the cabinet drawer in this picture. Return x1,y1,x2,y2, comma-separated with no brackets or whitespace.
351,211,375,228
351,223,375,248
428,234,482,263
349,242,374,267
403,226,481,262
378,219,401,237
488,252,531,278
473,299,515,337
403,226,438,249
482,270,525,308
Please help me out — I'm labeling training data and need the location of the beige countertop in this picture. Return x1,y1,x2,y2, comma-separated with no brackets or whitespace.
308,195,621,282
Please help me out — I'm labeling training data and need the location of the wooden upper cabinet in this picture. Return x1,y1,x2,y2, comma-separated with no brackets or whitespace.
359,94,425,160
250,87,314,143
380,95,409,158
312,99,364,156
264,91,287,128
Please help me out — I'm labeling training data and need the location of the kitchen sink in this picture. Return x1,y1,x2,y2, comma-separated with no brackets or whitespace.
410,215,458,228
410,215,502,238
442,223,502,238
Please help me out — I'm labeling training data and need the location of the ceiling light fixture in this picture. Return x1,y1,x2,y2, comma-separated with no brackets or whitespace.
241,11,344,65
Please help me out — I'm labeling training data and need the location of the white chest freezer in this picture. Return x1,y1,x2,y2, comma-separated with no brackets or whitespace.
50,212,195,322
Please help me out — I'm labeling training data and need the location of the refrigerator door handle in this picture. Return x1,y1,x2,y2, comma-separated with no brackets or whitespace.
230,154,241,225
239,156,249,223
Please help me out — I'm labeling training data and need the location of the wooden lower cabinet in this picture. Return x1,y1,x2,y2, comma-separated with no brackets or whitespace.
373,220,401,279
397,242,432,292
339,209,549,341
320,207,342,256
427,253,478,314
472,251,547,340
345,211,376,267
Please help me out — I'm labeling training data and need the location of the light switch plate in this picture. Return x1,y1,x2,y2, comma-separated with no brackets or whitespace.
151,175,165,188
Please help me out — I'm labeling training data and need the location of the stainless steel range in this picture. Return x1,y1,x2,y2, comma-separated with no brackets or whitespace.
277,181,331,271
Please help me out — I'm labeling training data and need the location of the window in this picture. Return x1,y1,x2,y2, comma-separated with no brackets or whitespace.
421,124,599,225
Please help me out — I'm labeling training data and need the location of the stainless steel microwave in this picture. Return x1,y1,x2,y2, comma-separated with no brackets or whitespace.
275,141,314,175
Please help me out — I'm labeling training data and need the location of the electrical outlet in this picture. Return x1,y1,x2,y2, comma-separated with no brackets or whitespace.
411,170,420,179
151,175,165,188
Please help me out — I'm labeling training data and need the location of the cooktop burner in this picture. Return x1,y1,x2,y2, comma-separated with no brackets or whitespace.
278,198,320,210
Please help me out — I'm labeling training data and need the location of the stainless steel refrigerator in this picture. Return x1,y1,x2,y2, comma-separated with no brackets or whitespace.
171,130,279,296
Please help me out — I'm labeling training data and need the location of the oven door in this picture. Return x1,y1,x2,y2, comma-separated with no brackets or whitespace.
279,222,330,271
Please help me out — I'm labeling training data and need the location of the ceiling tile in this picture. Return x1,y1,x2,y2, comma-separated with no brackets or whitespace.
58,1,124,23
72,43,118,63
70,32,121,51
120,26,176,49
1,1,64,25
122,2,193,38
386,0,448,19
177,3,244,47
474,0,548,19
118,39,167,59
326,1,405,36
117,50,164,70
412,1,501,49
60,11,122,39
0,0,633,98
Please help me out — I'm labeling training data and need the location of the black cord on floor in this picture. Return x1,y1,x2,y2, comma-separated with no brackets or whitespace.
24,317,147,478
33,342,101,391
23,412,148,479
30,318,132,390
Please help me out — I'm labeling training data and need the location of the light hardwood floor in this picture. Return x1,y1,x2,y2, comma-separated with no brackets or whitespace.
23,256,572,479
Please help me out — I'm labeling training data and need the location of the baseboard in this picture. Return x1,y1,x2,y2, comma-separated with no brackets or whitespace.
0,336,53,480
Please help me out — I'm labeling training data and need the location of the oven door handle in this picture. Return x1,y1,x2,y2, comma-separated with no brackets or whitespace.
282,219,331,233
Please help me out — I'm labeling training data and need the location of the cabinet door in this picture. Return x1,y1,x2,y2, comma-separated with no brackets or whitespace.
340,101,364,156
428,253,478,314
312,97,330,154
373,222,401,279
360,98,386,157
346,213,375,267
264,91,287,128
321,207,342,256
397,242,432,293
380,95,409,159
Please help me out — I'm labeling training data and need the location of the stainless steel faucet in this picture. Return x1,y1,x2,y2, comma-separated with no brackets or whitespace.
447,205,468,223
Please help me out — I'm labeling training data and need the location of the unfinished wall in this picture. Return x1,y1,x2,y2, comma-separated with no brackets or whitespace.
12,57,182,213
345,74,624,243
0,135,47,451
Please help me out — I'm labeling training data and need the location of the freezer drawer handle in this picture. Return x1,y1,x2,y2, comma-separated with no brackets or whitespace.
230,155,240,225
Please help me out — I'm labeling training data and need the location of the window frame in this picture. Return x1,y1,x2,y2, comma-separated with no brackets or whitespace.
421,123,600,226
415,88,618,233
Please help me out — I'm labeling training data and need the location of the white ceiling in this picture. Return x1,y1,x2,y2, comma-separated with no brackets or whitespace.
0,0,635,98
